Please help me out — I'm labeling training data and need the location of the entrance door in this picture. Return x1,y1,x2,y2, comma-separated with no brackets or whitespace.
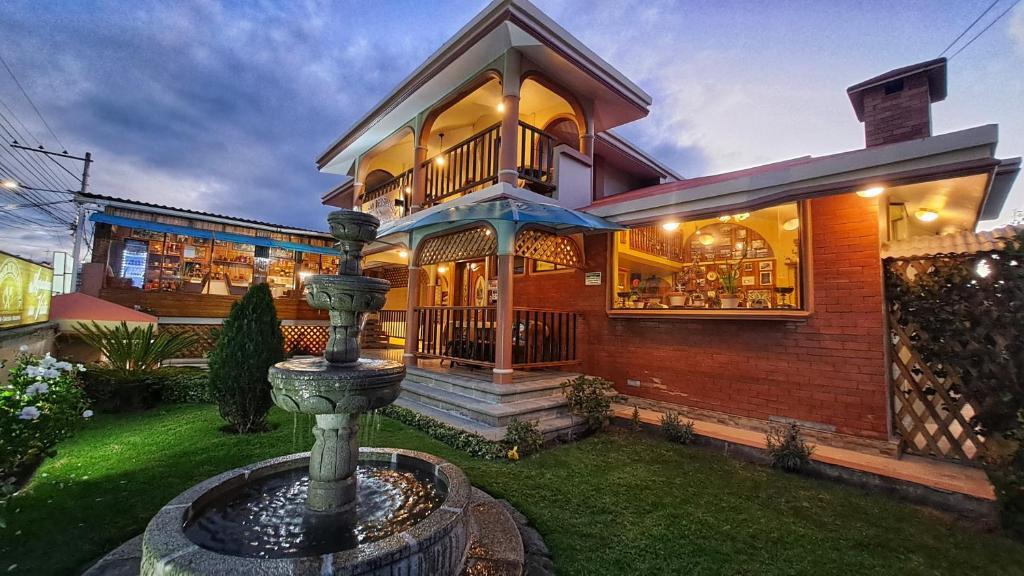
455,259,488,306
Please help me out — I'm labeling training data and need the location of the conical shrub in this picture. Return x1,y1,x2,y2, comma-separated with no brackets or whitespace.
208,283,284,433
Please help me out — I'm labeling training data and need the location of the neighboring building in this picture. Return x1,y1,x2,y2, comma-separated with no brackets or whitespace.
313,0,1019,461
80,192,340,355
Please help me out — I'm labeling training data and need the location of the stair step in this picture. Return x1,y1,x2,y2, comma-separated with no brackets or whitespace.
400,379,571,428
404,367,575,404
393,397,585,442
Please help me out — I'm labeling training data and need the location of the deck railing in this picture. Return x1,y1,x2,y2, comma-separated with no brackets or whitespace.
414,306,579,369
377,309,407,342
360,168,413,222
421,121,558,207
628,227,686,262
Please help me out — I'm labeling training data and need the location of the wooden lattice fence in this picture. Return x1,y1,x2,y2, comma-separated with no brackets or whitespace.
159,323,328,359
885,257,985,462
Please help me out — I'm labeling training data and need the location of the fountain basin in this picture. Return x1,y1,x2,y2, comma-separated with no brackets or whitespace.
269,357,404,414
139,449,471,576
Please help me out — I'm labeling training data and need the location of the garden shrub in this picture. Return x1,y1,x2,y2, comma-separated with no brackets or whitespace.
660,411,696,444
885,231,1024,534
159,367,212,404
561,375,614,432
75,321,198,412
631,405,642,431
502,418,544,456
1,352,91,527
766,423,814,472
378,405,502,459
209,283,284,433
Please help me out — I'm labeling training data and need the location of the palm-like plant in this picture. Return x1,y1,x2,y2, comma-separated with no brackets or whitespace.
74,321,198,377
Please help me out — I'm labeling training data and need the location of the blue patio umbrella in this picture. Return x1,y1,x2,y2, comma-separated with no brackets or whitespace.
379,198,625,235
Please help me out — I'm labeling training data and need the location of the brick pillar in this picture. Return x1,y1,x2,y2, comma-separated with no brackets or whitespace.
493,254,514,384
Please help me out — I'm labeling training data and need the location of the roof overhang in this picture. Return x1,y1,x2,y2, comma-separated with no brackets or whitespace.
317,0,652,175
597,130,683,182
586,125,1011,226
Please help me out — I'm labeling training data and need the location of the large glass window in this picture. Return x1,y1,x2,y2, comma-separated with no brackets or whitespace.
612,202,804,312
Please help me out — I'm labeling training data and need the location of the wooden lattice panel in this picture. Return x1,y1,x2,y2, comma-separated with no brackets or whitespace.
159,324,217,359
416,226,497,266
885,256,985,462
514,229,582,268
281,324,328,356
365,266,409,288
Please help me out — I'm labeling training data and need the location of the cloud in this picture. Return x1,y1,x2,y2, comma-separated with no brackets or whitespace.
1011,4,1024,56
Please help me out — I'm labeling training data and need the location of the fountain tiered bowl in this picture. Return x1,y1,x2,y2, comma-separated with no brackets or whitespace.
138,210,472,576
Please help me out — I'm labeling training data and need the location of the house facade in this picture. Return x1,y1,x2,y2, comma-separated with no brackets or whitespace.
315,0,1020,459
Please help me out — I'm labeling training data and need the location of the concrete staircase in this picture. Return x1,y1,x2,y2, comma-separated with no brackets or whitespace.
395,366,585,441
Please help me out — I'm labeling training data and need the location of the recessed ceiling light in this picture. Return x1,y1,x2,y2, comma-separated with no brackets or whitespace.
857,186,884,198
914,209,939,222
661,221,680,231
782,218,800,231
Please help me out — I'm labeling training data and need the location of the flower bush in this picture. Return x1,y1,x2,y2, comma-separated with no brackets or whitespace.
501,418,545,457
561,375,614,432
1,350,91,527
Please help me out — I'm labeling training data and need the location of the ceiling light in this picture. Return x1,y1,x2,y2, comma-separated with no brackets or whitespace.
398,250,408,258
698,232,715,246
661,221,680,231
734,212,750,221
914,209,939,222
782,218,800,231
496,102,505,113
857,186,884,198
1,180,18,190
438,265,448,274
435,156,445,166
718,215,731,223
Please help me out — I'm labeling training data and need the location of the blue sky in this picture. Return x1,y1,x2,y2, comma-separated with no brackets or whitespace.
0,0,1021,260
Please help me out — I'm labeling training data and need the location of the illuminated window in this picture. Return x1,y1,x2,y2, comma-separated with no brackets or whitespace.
612,202,804,311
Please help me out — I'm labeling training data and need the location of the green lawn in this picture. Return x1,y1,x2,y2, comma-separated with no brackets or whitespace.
3,405,1023,575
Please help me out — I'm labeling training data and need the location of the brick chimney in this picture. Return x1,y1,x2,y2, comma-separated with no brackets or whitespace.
847,58,947,147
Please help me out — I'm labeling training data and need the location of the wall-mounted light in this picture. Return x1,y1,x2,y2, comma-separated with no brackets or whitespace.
496,102,505,113
914,208,939,222
857,186,884,198
661,221,680,231
398,250,408,258
438,265,449,274
782,218,800,231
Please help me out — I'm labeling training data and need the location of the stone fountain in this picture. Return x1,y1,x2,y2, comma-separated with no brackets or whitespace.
137,210,474,576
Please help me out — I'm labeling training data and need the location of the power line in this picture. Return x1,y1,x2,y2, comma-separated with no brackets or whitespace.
0,49,67,152
0,96,79,191
949,0,1023,59
940,0,1001,56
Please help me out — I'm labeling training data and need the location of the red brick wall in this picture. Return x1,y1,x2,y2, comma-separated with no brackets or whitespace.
862,73,931,147
519,194,889,440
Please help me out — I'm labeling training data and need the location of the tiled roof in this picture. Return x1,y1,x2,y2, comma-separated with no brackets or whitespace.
78,191,330,236
882,225,1022,259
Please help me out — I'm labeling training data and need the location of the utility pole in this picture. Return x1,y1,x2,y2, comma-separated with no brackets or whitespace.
10,144,92,291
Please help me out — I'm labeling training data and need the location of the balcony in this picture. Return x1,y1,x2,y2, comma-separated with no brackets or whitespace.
361,121,558,216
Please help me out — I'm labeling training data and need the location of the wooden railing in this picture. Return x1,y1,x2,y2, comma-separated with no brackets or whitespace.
414,306,579,369
421,121,558,206
517,121,556,192
629,227,686,262
377,309,407,342
361,168,412,222
423,124,500,205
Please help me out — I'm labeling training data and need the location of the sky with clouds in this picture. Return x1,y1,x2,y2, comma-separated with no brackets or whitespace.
0,0,1022,261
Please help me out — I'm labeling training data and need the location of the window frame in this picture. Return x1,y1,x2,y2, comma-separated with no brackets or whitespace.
606,200,814,321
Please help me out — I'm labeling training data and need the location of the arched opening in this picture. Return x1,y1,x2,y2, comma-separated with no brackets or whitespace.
543,117,581,151
358,128,414,223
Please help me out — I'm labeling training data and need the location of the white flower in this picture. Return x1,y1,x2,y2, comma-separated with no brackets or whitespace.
39,353,56,368
76,364,86,372
18,345,28,353
25,382,49,397
54,361,72,371
82,410,94,418
18,406,40,420
41,368,59,379
24,366,41,378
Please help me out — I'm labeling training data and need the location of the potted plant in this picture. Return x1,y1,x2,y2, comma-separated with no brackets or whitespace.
719,260,743,309
668,272,689,307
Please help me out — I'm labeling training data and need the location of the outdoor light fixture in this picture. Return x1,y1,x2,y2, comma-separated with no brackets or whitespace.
661,221,679,231
975,259,992,278
435,133,446,165
398,250,408,259
914,208,939,222
1,179,17,190
857,186,884,198
438,265,448,274
496,102,505,113
783,218,800,231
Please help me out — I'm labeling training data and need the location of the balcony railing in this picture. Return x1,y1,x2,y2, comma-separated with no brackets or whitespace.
414,305,580,369
628,228,686,262
421,121,558,207
360,168,412,222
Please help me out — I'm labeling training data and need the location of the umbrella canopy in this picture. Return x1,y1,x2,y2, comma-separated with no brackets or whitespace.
380,198,626,236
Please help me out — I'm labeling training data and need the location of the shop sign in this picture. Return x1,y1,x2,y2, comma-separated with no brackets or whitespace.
584,271,602,286
0,251,53,329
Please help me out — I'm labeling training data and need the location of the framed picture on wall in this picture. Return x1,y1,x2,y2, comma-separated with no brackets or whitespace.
759,271,772,285
743,262,753,272
750,239,765,250
759,261,773,271
742,276,755,286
